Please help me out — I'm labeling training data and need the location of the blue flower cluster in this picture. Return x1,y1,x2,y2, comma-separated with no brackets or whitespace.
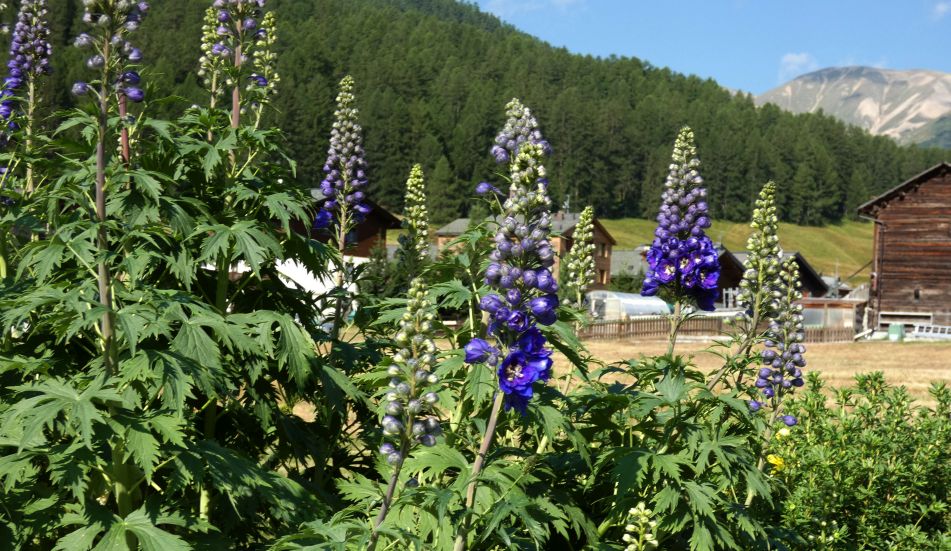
641,127,720,311
313,75,370,231
749,256,806,426
1,0,52,135
71,1,149,103
465,99,556,414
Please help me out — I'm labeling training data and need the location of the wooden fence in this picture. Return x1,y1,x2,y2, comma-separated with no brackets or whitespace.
579,316,856,343
578,316,725,341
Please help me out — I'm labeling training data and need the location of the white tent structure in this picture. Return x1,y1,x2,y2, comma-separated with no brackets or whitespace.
586,290,670,321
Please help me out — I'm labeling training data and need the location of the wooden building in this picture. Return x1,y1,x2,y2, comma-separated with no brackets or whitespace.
718,248,829,308
299,193,402,258
434,212,617,288
858,162,951,329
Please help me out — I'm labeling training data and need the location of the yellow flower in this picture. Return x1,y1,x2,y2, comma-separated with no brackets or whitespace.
775,427,791,440
766,454,785,471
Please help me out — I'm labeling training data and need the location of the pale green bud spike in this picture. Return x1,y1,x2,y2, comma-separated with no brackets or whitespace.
563,206,596,308
397,164,431,266
738,181,784,317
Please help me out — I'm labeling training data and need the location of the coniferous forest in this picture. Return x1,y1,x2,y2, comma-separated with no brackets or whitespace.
36,0,947,225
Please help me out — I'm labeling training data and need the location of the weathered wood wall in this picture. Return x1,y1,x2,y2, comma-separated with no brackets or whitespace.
872,171,951,326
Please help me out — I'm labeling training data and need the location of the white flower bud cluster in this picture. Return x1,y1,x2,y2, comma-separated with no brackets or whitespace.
379,278,442,466
397,164,430,266
563,205,596,307
621,502,659,550
738,181,783,315
505,142,552,217
661,127,704,206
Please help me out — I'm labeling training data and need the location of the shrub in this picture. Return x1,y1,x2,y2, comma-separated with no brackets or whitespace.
768,373,951,550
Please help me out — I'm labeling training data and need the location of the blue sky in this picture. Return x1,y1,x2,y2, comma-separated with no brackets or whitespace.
471,0,951,94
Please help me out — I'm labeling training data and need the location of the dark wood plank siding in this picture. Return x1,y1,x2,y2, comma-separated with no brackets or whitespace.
875,173,951,325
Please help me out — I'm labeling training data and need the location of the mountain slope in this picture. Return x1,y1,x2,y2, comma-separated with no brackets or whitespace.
757,67,951,147
39,1,948,225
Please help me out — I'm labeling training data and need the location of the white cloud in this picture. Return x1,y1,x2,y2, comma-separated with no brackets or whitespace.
778,52,820,83
932,1,951,19
485,0,586,17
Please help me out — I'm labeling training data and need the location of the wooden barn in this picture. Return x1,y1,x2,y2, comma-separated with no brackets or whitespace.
858,163,951,329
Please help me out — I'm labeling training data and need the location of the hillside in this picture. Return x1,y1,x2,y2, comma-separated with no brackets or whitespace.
37,0,947,226
757,67,951,148
602,219,874,283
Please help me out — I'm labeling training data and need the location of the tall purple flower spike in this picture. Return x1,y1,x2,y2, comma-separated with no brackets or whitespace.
313,75,371,230
1,0,52,140
641,127,720,311
465,99,557,414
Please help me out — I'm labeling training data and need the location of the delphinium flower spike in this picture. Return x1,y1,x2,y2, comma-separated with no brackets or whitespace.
745,256,805,506
752,255,805,423
313,75,370,236
2,0,52,190
641,127,720,353
621,502,659,551
245,10,278,126
455,99,556,551
198,6,227,109
466,99,556,414
395,164,430,271
314,76,370,339
707,182,783,389
209,0,272,128
562,205,596,309
71,0,149,375
367,277,441,550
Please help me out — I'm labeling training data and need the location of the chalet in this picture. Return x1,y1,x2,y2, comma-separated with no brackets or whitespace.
858,162,951,329
435,212,617,288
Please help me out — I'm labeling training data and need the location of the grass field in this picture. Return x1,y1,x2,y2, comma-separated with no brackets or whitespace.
600,218,875,284
574,339,951,406
408,218,875,284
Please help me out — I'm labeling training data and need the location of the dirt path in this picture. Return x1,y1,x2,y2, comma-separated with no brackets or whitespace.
571,339,951,406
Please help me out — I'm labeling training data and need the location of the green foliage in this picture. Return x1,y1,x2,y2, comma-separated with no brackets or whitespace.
584,355,776,550
768,373,951,550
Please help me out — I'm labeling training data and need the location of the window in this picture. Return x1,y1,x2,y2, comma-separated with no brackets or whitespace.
599,269,608,285
914,288,921,303
600,243,609,258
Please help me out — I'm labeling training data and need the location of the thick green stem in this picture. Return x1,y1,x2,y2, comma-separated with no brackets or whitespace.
94,43,116,377
454,391,505,551
367,435,409,551
666,302,682,357
745,405,782,507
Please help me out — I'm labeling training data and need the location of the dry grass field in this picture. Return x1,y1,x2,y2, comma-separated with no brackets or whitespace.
571,339,951,406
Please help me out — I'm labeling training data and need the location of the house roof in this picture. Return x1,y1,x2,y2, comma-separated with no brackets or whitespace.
435,212,617,245
611,247,649,275
731,249,829,296
857,162,951,217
